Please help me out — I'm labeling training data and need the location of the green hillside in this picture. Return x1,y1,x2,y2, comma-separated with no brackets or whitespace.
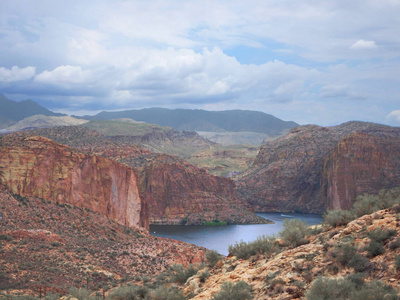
83,108,298,135
0,95,64,129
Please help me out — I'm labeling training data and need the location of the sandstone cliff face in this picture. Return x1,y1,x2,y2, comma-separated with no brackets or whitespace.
2,127,265,225
135,154,267,225
237,122,400,213
0,135,148,230
322,132,400,210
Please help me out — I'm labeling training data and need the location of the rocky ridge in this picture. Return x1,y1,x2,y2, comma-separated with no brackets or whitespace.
0,134,148,230
0,190,205,295
185,207,400,299
1,127,266,225
237,121,400,213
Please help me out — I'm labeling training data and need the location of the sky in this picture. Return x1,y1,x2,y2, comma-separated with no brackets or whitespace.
0,0,400,126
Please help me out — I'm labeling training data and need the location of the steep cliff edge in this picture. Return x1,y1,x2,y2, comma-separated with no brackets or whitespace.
1,127,266,225
0,135,148,230
322,132,400,210
237,122,400,213
134,154,266,225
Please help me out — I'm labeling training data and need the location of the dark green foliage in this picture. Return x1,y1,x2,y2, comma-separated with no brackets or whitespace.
199,270,210,283
228,235,278,259
367,228,396,243
108,285,149,299
324,188,400,227
366,240,386,258
323,209,355,227
389,238,400,250
170,264,198,284
395,255,400,272
279,219,309,247
205,250,222,267
211,281,253,300
67,287,96,300
151,286,185,300
306,275,398,300
332,243,371,272
0,234,12,241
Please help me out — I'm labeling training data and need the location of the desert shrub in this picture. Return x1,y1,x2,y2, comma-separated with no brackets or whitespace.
279,219,309,247
389,237,400,250
332,243,370,272
348,253,371,273
199,270,210,283
211,281,253,300
67,287,95,300
368,228,396,243
395,255,400,272
366,240,385,258
205,250,222,267
151,286,185,300
390,203,400,213
228,235,277,259
306,275,398,300
108,285,149,299
170,264,198,284
323,209,355,227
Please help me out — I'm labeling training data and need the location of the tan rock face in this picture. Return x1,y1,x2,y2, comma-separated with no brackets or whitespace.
0,136,148,230
322,132,400,210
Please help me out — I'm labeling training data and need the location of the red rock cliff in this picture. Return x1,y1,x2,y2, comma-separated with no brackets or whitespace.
0,136,148,230
321,132,400,210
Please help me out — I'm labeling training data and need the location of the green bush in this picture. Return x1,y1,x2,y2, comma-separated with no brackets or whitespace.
395,255,400,272
170,264,198,284
211,281,253,300
205,250,222,267
199,270,210,283
279,219,309,247
151,286,185,300
332,243,370,272
108,285,149,299
368,228,396,243
67,287,95,300
306,275,398,300
389,237,400,250
323,209,355,227
366,240,385,258
228,235,277,259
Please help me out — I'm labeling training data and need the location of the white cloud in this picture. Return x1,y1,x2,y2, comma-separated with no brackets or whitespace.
350,40,377,50
35,65,94,86
0,66,35,82
387,110,400,123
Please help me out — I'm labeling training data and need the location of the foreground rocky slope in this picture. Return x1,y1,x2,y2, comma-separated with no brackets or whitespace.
237,121,400,213
0,190,205,295
185,206,400,299
1,127,266,225
0,134,148,230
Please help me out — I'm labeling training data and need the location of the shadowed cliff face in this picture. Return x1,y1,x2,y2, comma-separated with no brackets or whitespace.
135,154,265,225
237,122,400,213
322,132,400,210
0,135,148,230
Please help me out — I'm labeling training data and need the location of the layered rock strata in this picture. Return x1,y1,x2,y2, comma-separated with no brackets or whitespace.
0,135,148,230
237,122,400,213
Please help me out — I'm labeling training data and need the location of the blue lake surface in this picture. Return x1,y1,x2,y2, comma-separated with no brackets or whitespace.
150,212,323,255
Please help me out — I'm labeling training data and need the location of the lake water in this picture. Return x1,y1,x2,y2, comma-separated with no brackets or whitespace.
150,212,323,255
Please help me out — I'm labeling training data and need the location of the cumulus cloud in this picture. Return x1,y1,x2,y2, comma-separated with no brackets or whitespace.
387,110,400,123
350,40,377,50
0,66,35,82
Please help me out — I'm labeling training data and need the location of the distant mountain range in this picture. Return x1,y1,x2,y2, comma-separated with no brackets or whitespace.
83,108,298,135
0,95,64,129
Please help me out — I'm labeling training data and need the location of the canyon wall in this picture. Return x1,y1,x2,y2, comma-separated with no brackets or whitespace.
0,135,148,230
237,122,400,213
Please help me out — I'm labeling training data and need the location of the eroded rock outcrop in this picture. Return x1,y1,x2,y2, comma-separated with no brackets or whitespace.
0,135,148,230
237,122,400,213
322,132,400,210
134,154,267,225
